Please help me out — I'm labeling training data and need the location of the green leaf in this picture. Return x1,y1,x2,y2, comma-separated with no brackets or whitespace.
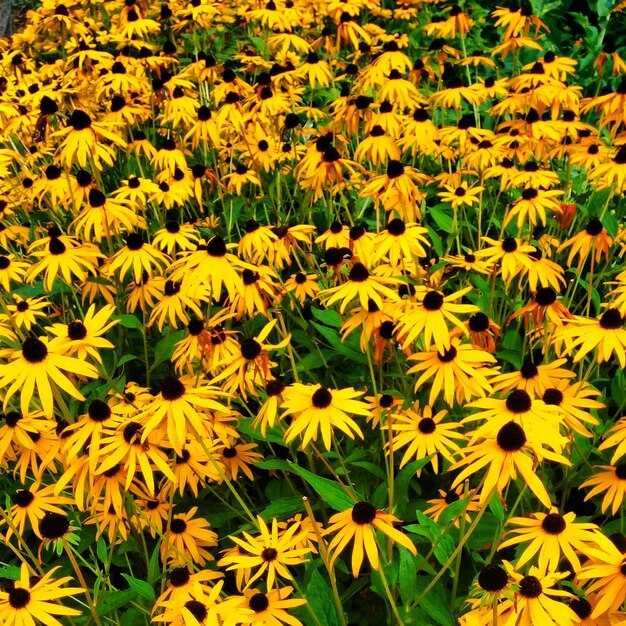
425,226,444,258
120,608,143,626
488,492,505,523
413,580,454,626
438,496,471,526
112,314,143,330
311,307,343,328
255,459,292,471
394,457,433,499
0,565,20,580
98,589,137,615
260,496,304,519
310,321,368,364
349,461,387,480
96,537,108,564
152,330,186,370
117,354,138,367
286,461,356,511
306,570,341,626
398,548,418,606
428,204,454,233
121,574,155,603
296,351,328,371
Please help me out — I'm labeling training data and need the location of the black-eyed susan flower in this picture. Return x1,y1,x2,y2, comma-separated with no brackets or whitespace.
474,236,535,282
138,374,231,456
581,463,626,515
154,566,223,608
238,219,278,265
4,481,73,544
280,383,370,451
424,484,481,526
450,421,570,508
0,253,29,290
96,417,175,494
70,188,144,243
386,404,466,474
26,230,103,292
492,358,575,395
576,538,626,618
407,338,497,406
251,378,286,436
498,509,603,572
396,286,479,352
500,563,578,626
106,232,170,283
211,319,290,398
219,439,264,481
438,181,484,209
170,235,247,302
555,308,626,368
152,580,232,626
284,271,321,308
0,563,83,626
46,303,117,362
325,501,416,578
53,108,127,170
227,586,306,626
0,336,98,417
557,218,612,267
373,218,430,267
160,506,219,566
219,516,311,590
320,262,399,314
6,295,49,331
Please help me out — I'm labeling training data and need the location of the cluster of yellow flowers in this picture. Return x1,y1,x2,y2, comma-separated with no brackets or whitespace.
2,0,626,625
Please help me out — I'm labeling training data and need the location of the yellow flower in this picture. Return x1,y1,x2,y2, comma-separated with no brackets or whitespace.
325,501,416,577
281,383,371,451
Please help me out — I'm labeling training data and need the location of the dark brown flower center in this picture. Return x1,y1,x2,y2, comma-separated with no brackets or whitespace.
170,518,187,534
468,312,489,332
423,291,444,311
123,422,142,443
387,218,406,236
249,592,269,612
161,376,186,400
8,587,30,608
542,388,563,405
170,567,190,586
542,512,566,534
478,564,508,592
241,339,262,360
351,501,377,524
350,262,369,282
585,219,603,236
535,288,556,306
261,547,278,561
518,575,542,598
22,337,48,363
506,389,533,413
67,321,87,340
184,600,207,621
496,421,527,452
569,598,591,619
40,512,70,539
12,489,34,507
501,238,518,252
418,418,436,434
88,400,111,421
312,387,332,408
599,309,623,330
